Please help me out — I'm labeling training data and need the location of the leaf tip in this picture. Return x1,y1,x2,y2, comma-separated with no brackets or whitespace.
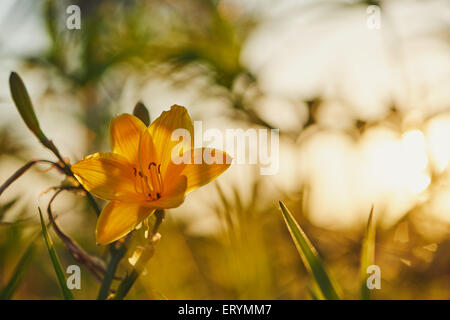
133,101,150,126
9,71,18,82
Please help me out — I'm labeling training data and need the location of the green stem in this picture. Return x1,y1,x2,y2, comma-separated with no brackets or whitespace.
112,243,154,300
97,243,127,300
113,268,139,300
113,210,165,300
84,191,101,216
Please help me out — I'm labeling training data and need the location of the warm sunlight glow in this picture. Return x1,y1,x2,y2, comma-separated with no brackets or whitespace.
401,130,430,194
300,127,435,229
407,173,431,195
427,118,450,173
401,130,428,172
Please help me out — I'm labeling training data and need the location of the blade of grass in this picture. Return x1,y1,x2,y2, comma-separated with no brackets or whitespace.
307,285,321,300
38,207,74,300
360,205,375,300
279,201,340,300
0,219,57,299
0,237,36,299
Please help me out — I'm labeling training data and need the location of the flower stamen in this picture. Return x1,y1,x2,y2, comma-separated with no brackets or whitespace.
148,162,163,199
132,164,163,201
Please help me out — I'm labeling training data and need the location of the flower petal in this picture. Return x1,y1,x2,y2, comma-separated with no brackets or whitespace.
96,201,154,245
110,113,146,165
72,152,145,202
150,175,187,209
148,105,194,178
166,148,231,194
139,127,158,175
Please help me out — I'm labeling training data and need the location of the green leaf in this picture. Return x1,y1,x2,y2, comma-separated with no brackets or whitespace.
133,101,150,126
360,205,375,300
9,72,69,169
278,201,340,300
9,72,47,142
38,207,74,300
0,237,36,299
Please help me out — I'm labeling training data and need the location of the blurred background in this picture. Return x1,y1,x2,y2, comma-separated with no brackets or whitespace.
0,0,449,299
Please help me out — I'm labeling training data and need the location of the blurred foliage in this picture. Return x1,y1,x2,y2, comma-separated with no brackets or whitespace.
26,0,259,150
0,0,448,299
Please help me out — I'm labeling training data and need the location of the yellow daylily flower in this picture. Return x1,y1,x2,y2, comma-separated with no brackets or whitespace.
72,105,231,245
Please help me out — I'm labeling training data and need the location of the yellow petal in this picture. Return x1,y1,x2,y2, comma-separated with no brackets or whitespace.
166,148,231,194
72,152,145,202
96,201,154,245
151,175,187,209
110,113,146,164
149,105,194,179
139,127,158,175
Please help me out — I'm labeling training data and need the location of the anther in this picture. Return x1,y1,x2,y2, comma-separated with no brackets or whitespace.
148,162,163,198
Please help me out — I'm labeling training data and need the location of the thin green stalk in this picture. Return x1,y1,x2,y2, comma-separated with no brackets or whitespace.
97,243,127,300
0,160,62,196
113,210,165,300
112,240,157,300
39,207,74,300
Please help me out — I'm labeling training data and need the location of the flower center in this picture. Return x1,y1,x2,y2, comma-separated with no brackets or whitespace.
133,162,163,201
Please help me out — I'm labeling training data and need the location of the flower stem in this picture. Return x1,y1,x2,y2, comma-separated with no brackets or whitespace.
97,243,127,299
0,160,62,196
112,210,165,300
